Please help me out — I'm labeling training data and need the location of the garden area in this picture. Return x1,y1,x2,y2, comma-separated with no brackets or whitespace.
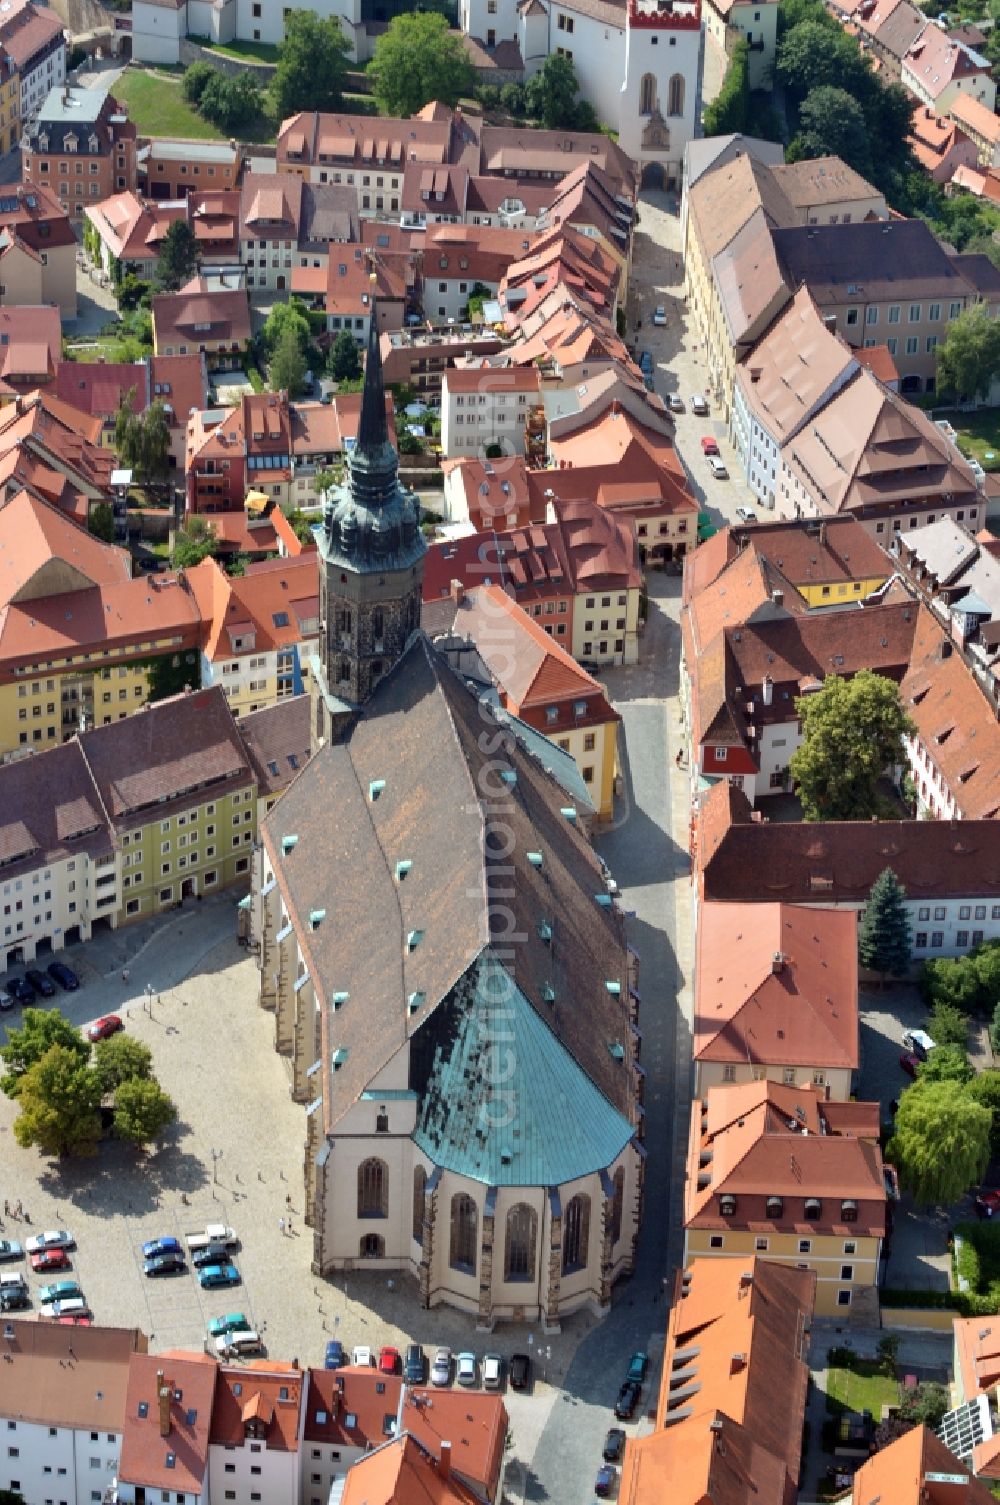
114,69,232,142
937,409,1000,472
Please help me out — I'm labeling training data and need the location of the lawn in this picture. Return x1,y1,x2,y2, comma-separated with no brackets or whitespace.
938,408,1000,472
825,1360,898,1418
114,68,224,140
204,38,279,62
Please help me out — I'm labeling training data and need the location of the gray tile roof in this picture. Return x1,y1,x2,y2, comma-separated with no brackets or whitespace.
238,695,312,800
773,218,973,302
0,741,110,880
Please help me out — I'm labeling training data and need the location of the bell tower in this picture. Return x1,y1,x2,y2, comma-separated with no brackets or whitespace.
311,307,426,746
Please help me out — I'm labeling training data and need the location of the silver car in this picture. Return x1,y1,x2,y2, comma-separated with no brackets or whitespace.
430,1346,452,1386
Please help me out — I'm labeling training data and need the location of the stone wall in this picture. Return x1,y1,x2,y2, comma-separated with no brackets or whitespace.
179,36,276,81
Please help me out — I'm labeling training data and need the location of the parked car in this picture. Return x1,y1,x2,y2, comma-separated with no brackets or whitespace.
596,1464,618,1498
639,350,654,376
26,1230,75,1254
403,1343,426,1383
30,1249,68,1273
49,1298,89,1319
902,1029,935,1060
652,305,667,326
509,1352,531,1391
456,1352,477,1387
690,393,709,415
735,505,758,522
56,1314,91,1325
379,1346,401,1376
192,1243,233,1270
352,1345,373,1368
144,1252,186,1277
430,1347,452,1386
324,1339,345,1370
668,394,684,413
87,1015,123,1042
899,1051,921,1078
626,1352,649,1385
0,1284,29,1311
482,1353,503,1391
142,1237,182,1260
0,1242,22,1264
615,1380,641,1419
38,1279,83,1306
215,1329,262,1357
603,1428,626,1462
708,456,729,480
207,1313,251,1338
198,1263,240,1289
701,436,719,455
975,1189,1000,1218
8,978,35,1005
24,969,56,998
46,962,79,991
0,988,13,1011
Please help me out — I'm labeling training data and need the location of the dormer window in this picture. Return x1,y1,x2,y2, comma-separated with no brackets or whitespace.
841,1199,858,1223
719,1194,737,1217
64,134,76,153
804,1197,822,1220
765,1196,783,1219
88,134,99,152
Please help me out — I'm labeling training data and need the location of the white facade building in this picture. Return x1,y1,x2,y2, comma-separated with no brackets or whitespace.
440,366,540,457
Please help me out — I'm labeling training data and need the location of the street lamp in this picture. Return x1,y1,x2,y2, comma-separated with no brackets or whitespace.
211,1148,223,1184
540,1345,551,1384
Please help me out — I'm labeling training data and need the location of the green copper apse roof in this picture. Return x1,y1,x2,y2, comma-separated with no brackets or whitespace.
412,954,634,1186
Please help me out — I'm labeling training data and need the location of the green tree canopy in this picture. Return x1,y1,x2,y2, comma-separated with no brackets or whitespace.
328,329,361,382
525,53,587,129
921,955,983,1014
181,60,215,105
272,11,351,119
92,1034,154,1097
261,299,311,358
171,516,217,569
370,13,476,116
269,323,308,398
88,501,115,544
789,670,915,821
776,20,869,104
112,1076,176,1146
12,1045,103,1157
0,1009,90,1099
155,220,198,293
926,1000,970,1049
703,38,749,136
898,1382,950,1427
788,86,872,180
199,73,262,133
889,1078,991,1205
967,1070,1000,1157
115,392,170,483
916,1043,973,1084
937,304,1000,402
858,867,913,979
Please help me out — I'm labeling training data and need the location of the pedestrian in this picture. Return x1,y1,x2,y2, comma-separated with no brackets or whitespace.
22,1211,29,1225
122,968,129,984
14,1200,21,1219
285,1193,292,1208
3,1201,8,1219
288,1218,293,1235
257,1170,263,1182
278,1217,285,1236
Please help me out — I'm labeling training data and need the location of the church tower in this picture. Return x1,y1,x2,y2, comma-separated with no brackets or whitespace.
311,309,426,745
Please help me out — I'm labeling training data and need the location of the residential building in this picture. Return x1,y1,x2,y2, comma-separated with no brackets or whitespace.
909,103,978,182
0,388,113,525
251,324,641,1322
117,1353,217,1505
207,1360,305,1504
0,302,59,399
289,392,390,510
696,778,1000,960
949,91,1000,166
141,136,240,200
702,0,778,89
902,24,996,115
423,580,621,819
683,1079,888,1317
854,0,926,78
187,552,320,718
22,84,138,218
85,189,183,280
441,365,540,457
238,693,312,823
0,46,16,158
397,1388,507,1504
0,177,74,314
55,352,208,470
693,902,859,1098
422,222,538,324
442,455,540,531
338,1434,483,1505
239,172,359,294
151,271,251,366
619,1259,815,1505
500,226,622,327
685,514,893,606
843,1425,999,1503
380,326,507,400
953,1320,1000,1480
292,247,405,343
0,1320,147,1505
0,0,65,132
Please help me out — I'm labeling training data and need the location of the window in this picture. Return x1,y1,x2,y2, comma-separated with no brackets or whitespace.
960,905,971,920
950,301,962,319
934,906,946,921
639,72,657,114
755,1236,768,1250
722,1063,736,1082
798,1238,812,1254
918,907,930,921
709,1234,724,1249
504,1203,537,1281
865,306,878,326
888,305,900,324
837,1290,852,1307
766,1196,783,1218
929,303,941,321
906,337,918,355
562,1194,591,1273
931,931,944,948
357,1158,388,1218
844,1241,856,1255
412,1165,426,1243
846,308,859,326
450,1193,478,1273
610,1167,624,1245
908,304,921,323
667,73,684,116
915,932,927,949
841,1200,858,1222
841,1264,854,1280
957,930,969,947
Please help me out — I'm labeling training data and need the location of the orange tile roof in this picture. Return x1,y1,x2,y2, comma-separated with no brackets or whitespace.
951,91,1000,143
400,1388,508,1499
210,1362,303,1450
0,307,60,393
185,553,319,663
341,1433,481,1505
119,1353,217,1497
0,486,130,608
850,1423,998,1502
694,902,859,1071
303,1366,403,1448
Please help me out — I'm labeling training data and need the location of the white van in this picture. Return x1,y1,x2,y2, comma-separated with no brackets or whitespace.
215,1329,262,1358
49,1297,88,1318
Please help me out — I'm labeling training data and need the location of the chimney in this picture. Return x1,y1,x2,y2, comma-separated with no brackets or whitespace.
729,1353,746,1375
762,673,773,706
771,589,783,608
739,1270,754,1290
750,366,761,384
450,577,464,606
440,1441,452,1480
772,951,785,973
157,1373,172,1439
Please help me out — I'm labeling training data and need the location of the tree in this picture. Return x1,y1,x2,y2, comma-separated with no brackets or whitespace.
171,516,217,569
0,1009,90,1099
12,1045,103,1157
370,12,476,116
526,53,585,129
898,1382,949,1428
858,868,913,980
500,81,527,116
889,1078,991,1206
789,86,872,180
967,1070,1000,1156
704,39,749,137
328,329,361,382
115,392,171,483
155,220,198,293
272,11,351,119
916,1043,972,1084
261,299,311,358
199,73,262,134
937,304,1000,402
88,501,115,544
926,1000,969,1048
181,60,216,106
112,1076,176,1146
92,1034,154,1097
776,20,869,106
921,956,982,1014
991,998,1000,1055
789,670,915,821
269,324,307,399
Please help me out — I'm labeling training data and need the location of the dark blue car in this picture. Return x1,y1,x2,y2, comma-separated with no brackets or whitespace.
47,962,80,991
324,1339,345,1370
142,1236,182,1260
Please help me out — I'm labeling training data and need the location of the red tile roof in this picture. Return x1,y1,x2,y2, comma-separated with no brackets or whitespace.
210,1362,303,1450
119,1353,217,1496
849,1424,997,1503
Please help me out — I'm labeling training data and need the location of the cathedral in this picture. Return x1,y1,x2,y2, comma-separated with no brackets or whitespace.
250,318,644,1326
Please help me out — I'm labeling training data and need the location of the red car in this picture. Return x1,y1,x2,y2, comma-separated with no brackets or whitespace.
379,1346,401,1375
701,436,720,456
899,1051,920,1078
30,1248,70,1273
87,1015,123,1042
976,1190,1000,1218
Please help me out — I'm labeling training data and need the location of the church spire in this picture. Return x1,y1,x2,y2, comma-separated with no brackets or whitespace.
356,295,389,459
